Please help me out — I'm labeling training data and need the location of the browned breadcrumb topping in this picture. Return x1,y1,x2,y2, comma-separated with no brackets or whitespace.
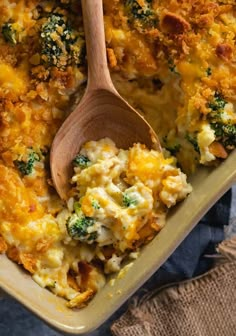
104,0,236,171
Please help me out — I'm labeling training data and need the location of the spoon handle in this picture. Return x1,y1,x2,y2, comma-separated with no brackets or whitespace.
81,0,114,91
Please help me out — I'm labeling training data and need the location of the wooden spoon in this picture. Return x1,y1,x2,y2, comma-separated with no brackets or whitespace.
50,0,161,200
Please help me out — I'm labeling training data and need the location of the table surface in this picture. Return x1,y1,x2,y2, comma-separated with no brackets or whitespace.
1,186,235,336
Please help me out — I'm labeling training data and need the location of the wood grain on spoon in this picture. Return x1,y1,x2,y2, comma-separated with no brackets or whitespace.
50,0,161,200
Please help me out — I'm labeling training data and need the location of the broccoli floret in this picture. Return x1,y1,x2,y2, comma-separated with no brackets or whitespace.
208,92,226,115
41,14,72,67
186,133,200,153
14,150,40,176
223,124,236,138
122,193,138,207
210,122,236,148
206,67,212,76
207,92,235,149
2,23,17,44
168,59,179,74
210,122,223,138
166,143,181,155
40,13,85,68
73,154,90,169
66,212,97,242
91,199,101,210
125,0,158,29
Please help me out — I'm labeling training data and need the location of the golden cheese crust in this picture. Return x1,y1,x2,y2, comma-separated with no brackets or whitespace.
104,0,236,171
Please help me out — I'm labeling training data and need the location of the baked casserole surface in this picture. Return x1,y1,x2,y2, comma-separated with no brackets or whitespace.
0,0,235,307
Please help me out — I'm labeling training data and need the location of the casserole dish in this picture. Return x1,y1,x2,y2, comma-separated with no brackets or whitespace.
0,0,236,333
0,151,235,334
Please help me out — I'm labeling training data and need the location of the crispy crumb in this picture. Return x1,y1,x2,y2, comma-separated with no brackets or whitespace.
67,289,94,309
0,237,7,253
216,43,233,61
107,48,118,68
161,12,190,34
209,142,228,159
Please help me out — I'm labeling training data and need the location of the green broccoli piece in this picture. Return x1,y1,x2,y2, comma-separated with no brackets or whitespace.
166,143,181,155
2,23,17,44
122,193,138,207
210,122,223,138
14,151,40,176
208,92,226,115
66,212,97,242
168,59,179,74
73,154,90,169
223,124,236,137
91,199,101,210
41,14,71,67
210,122,236,148
40,13,85,68
207,92,235,149
186,133,200,153
125,0,158,29
206,67,212,76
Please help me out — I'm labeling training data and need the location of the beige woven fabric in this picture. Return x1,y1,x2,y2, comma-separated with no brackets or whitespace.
111,239,236,336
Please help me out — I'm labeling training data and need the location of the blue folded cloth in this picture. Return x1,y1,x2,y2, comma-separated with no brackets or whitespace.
163,188,231,279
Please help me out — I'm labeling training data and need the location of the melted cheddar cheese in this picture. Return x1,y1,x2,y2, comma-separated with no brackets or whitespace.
65,138,191,254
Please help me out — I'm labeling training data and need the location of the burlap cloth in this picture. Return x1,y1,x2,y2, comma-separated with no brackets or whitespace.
111,237,236,336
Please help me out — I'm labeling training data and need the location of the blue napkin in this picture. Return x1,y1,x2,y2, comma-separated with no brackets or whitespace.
163,188,231,279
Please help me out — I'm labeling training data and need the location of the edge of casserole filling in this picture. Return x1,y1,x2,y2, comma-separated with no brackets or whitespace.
0,0,234,308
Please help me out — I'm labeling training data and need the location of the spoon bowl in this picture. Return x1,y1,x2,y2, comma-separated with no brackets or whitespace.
50,0,161,200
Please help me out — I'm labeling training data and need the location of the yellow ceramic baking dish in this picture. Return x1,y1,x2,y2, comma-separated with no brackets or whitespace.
1,0,236,333
0,151,235,335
